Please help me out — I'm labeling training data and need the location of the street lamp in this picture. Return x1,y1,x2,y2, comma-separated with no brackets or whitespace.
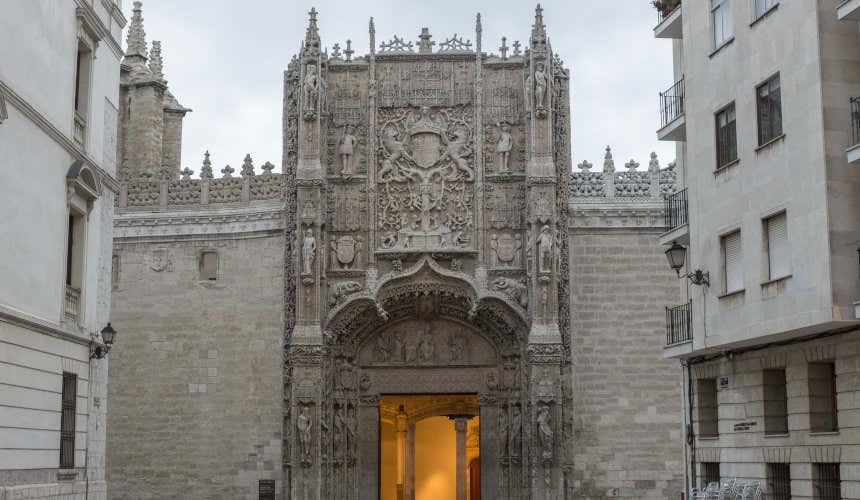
90,323,117,359
664,242,710,287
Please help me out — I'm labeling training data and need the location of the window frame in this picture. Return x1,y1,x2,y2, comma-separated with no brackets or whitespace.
757,73,783,146
199,250,220,281
766,463,792,500
753,0,778,21
715,102,738,169
763,368,789,435
59,372,77,469
720,230,743,295
764,211,790,282
812,463,842,500
701,462,721,489
808,362,839,433
696,378,720,438
711,0,733,49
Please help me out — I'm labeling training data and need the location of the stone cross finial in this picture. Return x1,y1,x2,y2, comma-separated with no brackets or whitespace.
200,151,213,179
221,164,234,178
125,1,148,59
332,43,342,59
418,28,434,54
625,159,640,172
241,154,255,177
261,161,275,175
148,41,164,81
500,37,509,60
513,40,522,56
577,160,593,172
180,167,193,180
648,152,660,173
304,7,321,54
603,146,615,173
344,39,354,62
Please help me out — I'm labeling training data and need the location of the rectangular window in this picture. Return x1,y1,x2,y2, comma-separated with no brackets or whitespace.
763,369,788,435
721,231,743,294
767,463,791,500
200,251,218,281
74,42,92,116
259,479,276,500
757,74,783,145
697,378,719,438
765,212,789,280
711,0,733,47
716,103,738,168
754,0,777,19
60,373,77,469
813,463,841,500
809,362,838,433
701,462,721,489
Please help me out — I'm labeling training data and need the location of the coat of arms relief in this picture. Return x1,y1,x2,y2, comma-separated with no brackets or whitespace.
376,105,475,253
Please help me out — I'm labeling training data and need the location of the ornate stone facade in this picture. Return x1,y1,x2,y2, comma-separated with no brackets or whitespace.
109,4,683,500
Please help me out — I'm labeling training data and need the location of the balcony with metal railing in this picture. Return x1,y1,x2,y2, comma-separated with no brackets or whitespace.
64,285,81,324
665,301,692,347
837,0,860,20
654,0,682,39
73,112,86,149
849,96,860,164
659,187,690,246
658,77,686,141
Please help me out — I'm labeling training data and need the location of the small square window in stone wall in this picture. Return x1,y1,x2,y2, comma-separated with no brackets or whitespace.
812,463,841,500
767,463,791,500
200,251,218,281
700,462,720,490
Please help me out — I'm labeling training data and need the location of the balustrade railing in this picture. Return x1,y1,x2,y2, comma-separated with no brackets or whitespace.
666,301,692,346
656,0,681,24
659,77,685,129
64,285,80,323
73,112,86,149
851,96,860,148
664,188,688,230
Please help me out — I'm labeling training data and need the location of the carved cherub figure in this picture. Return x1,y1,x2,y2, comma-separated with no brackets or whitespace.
496,122,513,172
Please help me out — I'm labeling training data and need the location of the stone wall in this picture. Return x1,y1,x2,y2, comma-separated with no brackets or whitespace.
106,234,285,500
569,228,684,499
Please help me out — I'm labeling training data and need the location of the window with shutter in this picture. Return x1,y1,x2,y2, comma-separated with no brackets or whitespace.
722,231,742,294
60,373,77,469
766,213,789,280
711,0,733,48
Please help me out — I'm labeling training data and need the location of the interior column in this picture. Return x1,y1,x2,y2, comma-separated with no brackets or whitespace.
406,422,415,500
396,406,407,500
452,416,470,500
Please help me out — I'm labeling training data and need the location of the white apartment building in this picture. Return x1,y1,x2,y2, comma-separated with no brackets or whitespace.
656,0,860,498
0,1,125,498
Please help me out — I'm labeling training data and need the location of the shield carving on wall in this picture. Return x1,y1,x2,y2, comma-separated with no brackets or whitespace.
409,132,443,168
336,236,356,265
496,234,517,263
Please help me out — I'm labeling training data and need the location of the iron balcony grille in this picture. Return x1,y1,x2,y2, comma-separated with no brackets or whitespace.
660,77,685,129
665,188,688,230
851,96,859,149
666,300,692,346
656,0,681,24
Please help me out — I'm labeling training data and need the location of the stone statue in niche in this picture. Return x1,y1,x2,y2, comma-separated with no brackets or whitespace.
534,62,548,111
328,235,338,270
526,230,535,275
297,404,313,466
346,405,358,462
303,64,320,118
333,405,346,455
416,324,436,364
510,404,522,455
538,224,553,274
302,228,316,276
537,403,553,463
495,122,513,173
338,125,357,176
447,332,469,362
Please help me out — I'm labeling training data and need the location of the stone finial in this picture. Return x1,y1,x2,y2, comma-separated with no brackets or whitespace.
531,3,547,48
331,43,342,59
577,160,593,172
648,152,660,173
418,28,434,54
499,37,509,60
125,1,148,59
148,41,164,81
344,39,354,62
180,167,193,180
476,14,482,51
221,164,234,178
603,146,615,173
261,161,275,175
304,7,321,56
200,151,213,179
512,40,522,57
625,159,640,172
241,154,255,177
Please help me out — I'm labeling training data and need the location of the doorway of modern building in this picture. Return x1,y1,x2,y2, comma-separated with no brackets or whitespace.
379,394,480,500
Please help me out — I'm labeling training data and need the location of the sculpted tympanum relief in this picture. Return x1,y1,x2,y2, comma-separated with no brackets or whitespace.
283,5,571,500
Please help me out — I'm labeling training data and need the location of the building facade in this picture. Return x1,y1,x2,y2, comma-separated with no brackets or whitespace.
655,0,860,497
0,1,126,499
106,4,685,500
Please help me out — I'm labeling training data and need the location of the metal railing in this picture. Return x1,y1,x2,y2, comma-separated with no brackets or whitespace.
665,301,692,346
73,112,86,149
851,96,860,148
664,188,688,230
659,77,685,129
656,0,681,24
64,285,80,323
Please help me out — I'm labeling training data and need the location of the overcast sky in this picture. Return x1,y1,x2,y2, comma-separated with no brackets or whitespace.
124,0,675,175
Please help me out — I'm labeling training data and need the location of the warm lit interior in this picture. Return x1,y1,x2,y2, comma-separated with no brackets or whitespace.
379,395,480,500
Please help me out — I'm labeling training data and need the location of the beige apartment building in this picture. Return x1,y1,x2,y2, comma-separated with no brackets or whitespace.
656,0,860,498
0,1,125,498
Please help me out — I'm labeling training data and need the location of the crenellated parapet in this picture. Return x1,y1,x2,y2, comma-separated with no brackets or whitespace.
117,152,282,211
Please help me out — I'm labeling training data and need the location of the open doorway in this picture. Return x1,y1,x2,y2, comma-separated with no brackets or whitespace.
379,395,480,500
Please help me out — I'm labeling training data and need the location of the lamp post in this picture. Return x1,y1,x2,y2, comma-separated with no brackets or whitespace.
664,242,709,287
90,323,117,359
